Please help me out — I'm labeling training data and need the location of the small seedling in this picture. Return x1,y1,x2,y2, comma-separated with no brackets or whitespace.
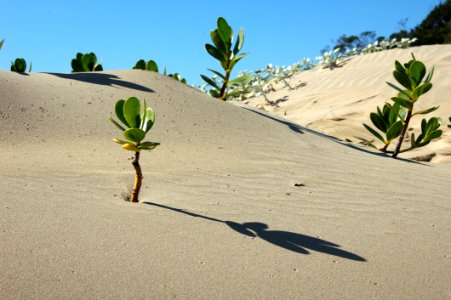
11,58,32,73
362,54,442,158
133,59,159,72
71,52,103,72
201,17,249,100
108,97,160,202
167,73,187,84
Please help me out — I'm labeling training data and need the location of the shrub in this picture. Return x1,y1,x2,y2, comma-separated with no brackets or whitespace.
71,52,103,72
11,58,32,73
201,17,249,100
362,54,442,158
133,59,158,72
167,72,187,84
107,97,160,202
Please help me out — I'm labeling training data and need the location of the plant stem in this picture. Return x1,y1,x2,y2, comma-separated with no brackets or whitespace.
219,69,231,100
130,151,143,202
392,110,412,158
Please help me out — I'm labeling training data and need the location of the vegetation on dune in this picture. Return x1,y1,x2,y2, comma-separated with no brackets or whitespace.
71,52,103,72
10,58,31,73
108,97,160,202
201,17,249,100
133,59,159,72
358,54,442,158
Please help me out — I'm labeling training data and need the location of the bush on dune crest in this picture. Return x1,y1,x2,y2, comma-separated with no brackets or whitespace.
11,58,32,73
71,52,103,72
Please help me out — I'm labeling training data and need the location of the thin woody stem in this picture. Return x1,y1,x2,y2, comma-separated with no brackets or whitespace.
130,151,143,202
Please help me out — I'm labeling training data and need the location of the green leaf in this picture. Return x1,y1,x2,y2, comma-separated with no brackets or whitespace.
133,59,146,70
205,44,225,62
412,106,439,116
28,61,32,73
201,74,219,89
388,103,401,125
386,81,411,98
386,120,403,141
394,60,405,73
123,128,146,143
139,141,160,150
107,115,126,132
123,97,141,128
408,60,426,87
82,53,95,71
114,99,129,127
229,74,253,86
412,82,432,100
370,112,387,132
142,107,156,133
0,39,4,50
363,123,385,143
233,28,244,55
210,30,227,53
391,96,413,110
229,52,249,72
146,60,158,72
393,70,412,90
217,17,233,46
425,65,434,83
207,68,226,80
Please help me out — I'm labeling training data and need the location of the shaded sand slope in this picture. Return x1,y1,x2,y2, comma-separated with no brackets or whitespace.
1,70,450,299
246,45,451,165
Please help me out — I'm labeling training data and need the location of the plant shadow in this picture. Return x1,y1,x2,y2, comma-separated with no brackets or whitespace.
143,201,366,262
46,72,154,92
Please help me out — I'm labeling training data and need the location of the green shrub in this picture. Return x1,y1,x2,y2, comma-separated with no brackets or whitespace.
362,54,442,158
201,17,249,100
107,97,160,202
71,52,103,72
133,59,158,72
167,72,187,84
11,58,32,73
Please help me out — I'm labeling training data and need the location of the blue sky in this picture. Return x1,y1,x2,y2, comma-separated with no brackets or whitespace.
0,0,441,86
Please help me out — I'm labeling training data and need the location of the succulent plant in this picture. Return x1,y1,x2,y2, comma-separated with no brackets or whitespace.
133,59,158,72
362,54,442,158
201,17,249,100
11,58,32,73
71,52,103,72
108,97,160,202
167,72,187,84
357,103,406,151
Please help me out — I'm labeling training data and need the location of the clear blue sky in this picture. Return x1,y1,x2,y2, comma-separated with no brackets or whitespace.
0,0,441,86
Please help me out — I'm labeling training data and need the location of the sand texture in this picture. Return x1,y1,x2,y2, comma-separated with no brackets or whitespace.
245,45,451,165
1,46,451,299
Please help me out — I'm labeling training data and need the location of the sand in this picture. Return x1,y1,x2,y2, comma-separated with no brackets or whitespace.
244,44,451,165
1,45,450,299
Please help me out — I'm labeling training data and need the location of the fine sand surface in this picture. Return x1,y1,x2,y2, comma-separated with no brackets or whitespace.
1,56,451,298
245,45,451,165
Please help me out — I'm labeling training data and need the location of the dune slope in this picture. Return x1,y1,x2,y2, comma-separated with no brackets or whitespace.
1,70,450,299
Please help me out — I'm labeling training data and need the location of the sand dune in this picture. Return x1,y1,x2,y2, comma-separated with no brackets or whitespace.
1,61,450,298
245,45,451,165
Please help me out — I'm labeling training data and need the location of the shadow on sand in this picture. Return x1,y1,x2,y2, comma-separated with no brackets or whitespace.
46,72,154,92
143,201,366,262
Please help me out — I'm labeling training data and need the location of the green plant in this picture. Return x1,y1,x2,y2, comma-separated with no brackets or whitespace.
201,17,249,100
107,97,160,202
11,58,32,73
167,72,187,84
363,54,442,158
71,52,103,72
357,103,406,152
133,59,158,72
0,39,4,50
